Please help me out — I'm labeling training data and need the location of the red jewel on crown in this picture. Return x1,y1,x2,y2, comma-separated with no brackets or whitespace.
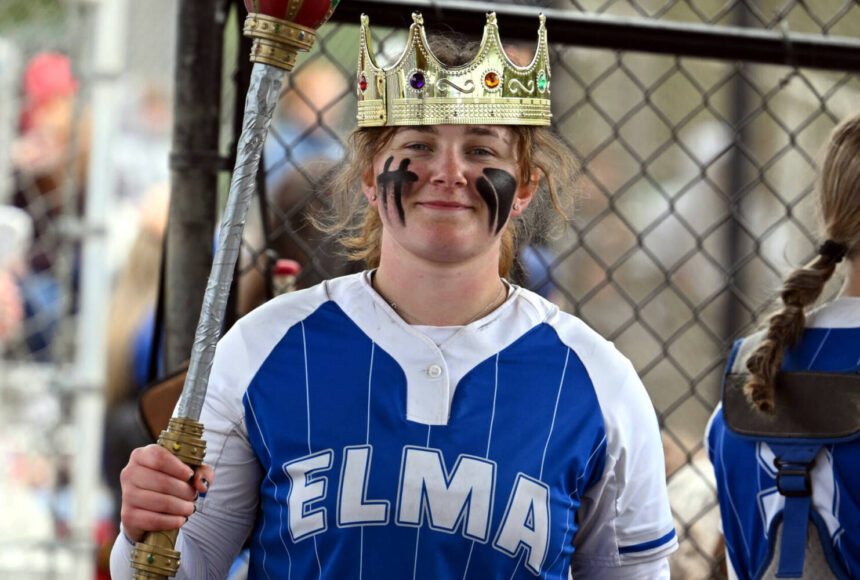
359,75,368,92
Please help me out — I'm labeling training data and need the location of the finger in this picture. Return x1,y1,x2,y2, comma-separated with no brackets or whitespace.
125,487,196,518
121,504,190,534
130,445,196,482
121,463,198,502
192,464,215,494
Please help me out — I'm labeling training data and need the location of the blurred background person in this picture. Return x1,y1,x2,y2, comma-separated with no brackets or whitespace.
11,51,89,360
0,204,32,346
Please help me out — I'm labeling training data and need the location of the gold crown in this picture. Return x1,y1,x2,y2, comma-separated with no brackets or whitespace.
356,12,551,127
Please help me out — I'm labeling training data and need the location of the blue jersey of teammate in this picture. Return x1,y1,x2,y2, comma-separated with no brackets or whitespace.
113,272,675,578
706,297,860,579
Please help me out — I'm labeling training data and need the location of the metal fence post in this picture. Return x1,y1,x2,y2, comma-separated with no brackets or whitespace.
164,0,230,372
70,0,128,577
724,3,753,344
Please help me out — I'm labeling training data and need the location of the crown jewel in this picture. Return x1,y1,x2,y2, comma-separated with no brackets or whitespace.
357,12,551,127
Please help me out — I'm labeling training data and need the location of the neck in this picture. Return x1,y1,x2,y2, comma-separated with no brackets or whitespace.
374,253,505,327
840,257,860,297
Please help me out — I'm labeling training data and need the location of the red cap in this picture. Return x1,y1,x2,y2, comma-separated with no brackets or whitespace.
244,0,335,30
20,52,78,130
274,259,301,276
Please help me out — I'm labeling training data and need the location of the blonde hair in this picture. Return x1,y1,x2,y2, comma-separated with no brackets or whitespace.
318,35,578,277
105,227,162,407
744,112,860,413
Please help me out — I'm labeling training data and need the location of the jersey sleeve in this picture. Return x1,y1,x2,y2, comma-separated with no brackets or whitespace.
109,316,265,579
109,285,333,579
554,316,677,571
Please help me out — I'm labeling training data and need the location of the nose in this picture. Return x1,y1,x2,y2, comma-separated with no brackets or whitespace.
429,147,468,190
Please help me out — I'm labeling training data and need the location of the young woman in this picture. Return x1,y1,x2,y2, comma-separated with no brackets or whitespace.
707,112,860,579
110,13,676,578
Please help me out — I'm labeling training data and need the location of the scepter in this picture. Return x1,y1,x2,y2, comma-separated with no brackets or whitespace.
130,1,339,577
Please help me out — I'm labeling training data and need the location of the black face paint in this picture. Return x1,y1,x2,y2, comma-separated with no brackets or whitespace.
376,156,418,225
476,168,518,234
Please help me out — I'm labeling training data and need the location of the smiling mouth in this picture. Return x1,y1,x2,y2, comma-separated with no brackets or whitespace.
417,201,472,210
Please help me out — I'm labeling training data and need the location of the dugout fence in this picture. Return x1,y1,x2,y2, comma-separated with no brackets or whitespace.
1,0,859,578
222,2,860,578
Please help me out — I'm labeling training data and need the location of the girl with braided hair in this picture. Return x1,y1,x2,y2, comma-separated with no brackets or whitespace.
706,112,860,579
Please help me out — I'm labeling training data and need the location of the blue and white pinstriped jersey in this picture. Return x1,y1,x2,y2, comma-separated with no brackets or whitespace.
706,297,860,580
134,272,675,579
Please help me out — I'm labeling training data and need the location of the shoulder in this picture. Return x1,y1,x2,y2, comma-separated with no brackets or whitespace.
538,299,642,404
217,280,331,363
514,288,658,444
806,297,860,329
210,274,364,399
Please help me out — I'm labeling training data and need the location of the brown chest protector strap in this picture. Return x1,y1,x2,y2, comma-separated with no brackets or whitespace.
723,371,860,440
723,330,860,440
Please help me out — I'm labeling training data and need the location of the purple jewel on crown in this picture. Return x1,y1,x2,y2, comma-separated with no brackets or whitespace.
409,72,425,90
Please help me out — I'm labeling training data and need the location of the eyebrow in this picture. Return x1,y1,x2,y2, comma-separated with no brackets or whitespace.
403,126,438,134
399,126,504,139
465,126,504,139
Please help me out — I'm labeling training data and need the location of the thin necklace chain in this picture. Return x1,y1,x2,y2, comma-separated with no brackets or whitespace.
385,279,507,326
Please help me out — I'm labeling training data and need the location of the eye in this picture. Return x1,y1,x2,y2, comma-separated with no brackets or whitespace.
405,142,430,151
469,146,495,157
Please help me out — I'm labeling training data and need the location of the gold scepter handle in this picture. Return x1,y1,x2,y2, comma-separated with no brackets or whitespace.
131,418,207,579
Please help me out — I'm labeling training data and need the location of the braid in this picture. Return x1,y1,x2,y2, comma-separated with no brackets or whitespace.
743,113,860,413
743,253,840,413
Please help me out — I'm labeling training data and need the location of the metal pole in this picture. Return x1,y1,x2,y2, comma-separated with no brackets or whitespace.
0,39,19,204
723,4,753,345
70,0,128,577
164,0,230,372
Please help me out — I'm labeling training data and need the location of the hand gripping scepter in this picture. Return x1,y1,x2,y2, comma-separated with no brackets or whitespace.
130,1,339,578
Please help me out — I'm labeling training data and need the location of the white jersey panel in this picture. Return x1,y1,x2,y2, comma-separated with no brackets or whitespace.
547,310,677,567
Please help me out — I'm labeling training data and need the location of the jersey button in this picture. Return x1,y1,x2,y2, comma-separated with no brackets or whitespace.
426,364,442,378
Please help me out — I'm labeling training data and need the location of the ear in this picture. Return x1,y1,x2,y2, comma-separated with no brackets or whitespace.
510,172,539,217
362,163,378,205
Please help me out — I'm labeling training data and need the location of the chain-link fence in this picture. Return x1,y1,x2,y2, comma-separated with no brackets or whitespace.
2,0,859,578
1,0,175,577
238,2,860,579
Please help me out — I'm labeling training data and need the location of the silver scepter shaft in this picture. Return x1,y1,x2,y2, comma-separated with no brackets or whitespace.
131,62,289,580
176,62,285,420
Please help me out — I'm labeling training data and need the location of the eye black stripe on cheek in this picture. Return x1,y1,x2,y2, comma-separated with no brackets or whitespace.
476,176,499,232
379,157,393,214
393,159,410,224
480,168,518,234
377,156,418,225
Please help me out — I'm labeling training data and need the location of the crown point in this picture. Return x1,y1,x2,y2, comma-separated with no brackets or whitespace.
412,12,424,26
539,13,546,25
487,12,497,26
361,13,369,26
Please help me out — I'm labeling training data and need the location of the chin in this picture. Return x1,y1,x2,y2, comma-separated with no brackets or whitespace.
417,240,488,266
